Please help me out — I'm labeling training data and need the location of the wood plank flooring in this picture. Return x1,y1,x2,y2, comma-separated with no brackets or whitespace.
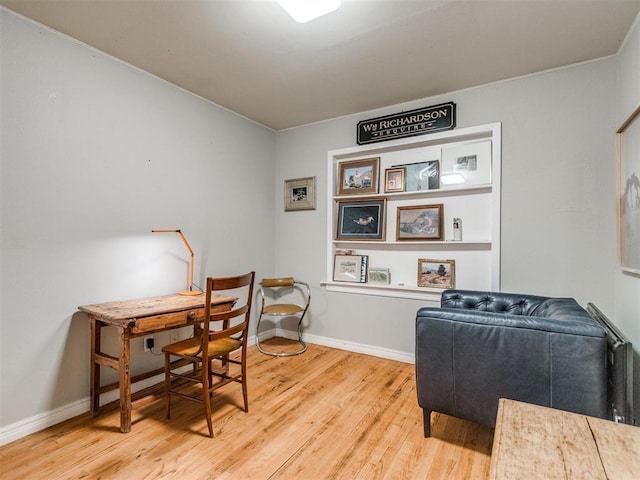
0,341,493,479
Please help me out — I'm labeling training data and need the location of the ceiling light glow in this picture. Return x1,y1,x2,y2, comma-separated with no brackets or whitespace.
277,0,342,23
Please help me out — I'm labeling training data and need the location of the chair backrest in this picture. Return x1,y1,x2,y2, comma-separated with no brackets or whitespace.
261,277,295,288
259,277,310,309
202,271,255,362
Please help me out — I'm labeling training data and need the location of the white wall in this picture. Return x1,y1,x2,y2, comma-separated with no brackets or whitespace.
616,14,640,425
276,59,619,357
0,9,276,434
3,6,639,443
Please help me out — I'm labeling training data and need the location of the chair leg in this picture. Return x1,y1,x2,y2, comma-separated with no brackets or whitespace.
202,364,214,438
164,353,171,420
423,409,432,438
241,356,248,412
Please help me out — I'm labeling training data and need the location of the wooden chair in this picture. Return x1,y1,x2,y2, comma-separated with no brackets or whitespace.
162,271,255,438
255,277,310,357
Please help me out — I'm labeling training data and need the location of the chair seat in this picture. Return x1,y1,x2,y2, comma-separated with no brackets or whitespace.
256,278,310,357
162,335,241,358
263,303,304,316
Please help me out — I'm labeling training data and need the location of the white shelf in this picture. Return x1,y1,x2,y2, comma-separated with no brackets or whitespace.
332,183,492,201
333,240,492,247
322,281,445,301
325,122,502,299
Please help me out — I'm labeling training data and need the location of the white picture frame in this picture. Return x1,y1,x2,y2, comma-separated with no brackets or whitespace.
440,140,492,187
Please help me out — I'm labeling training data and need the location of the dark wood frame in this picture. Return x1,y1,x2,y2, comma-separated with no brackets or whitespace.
616,104,640,274
335,198,386,241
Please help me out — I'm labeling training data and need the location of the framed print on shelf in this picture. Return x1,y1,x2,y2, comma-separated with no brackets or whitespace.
399,160,440,191
336,198,386,241
396,204,443,241
440,140,492,187
333,254,368,283
617,104,640,274
418,258,455,288
337,157,380,195
384,168,405,193
368,267,390,284
284,176,316,211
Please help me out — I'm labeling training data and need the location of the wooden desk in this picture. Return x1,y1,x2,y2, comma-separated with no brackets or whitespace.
79,293,236,433
489,398,640,480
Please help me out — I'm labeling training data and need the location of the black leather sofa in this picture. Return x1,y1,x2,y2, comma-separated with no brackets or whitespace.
415,289,609,437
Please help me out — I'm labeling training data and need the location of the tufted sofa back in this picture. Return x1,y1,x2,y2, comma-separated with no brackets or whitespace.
441,290,547,316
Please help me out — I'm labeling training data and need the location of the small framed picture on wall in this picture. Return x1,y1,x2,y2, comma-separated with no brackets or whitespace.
284,176,316,211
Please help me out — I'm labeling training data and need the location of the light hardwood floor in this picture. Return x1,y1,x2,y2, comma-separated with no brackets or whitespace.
0,341,493,479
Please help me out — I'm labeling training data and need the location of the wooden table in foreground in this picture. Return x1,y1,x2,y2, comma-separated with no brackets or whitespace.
79,293,236,433
489,398,640,480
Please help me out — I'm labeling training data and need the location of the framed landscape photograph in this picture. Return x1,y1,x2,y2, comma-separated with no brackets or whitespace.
335,198,386,241
284,176,316,211
337,157,380,195
384,168,405,193
333,255,368,283
418,258,455,288
368,267,390,284
396,204,443,241
617,104,640,274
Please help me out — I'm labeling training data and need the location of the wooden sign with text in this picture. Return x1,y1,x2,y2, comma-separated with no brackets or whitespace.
357,102,456,145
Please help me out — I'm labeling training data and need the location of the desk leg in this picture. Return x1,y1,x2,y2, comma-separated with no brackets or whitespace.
119,328,132,433
90,317,101,416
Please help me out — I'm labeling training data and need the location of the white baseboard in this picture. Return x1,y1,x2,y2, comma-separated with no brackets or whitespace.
261,328,415,364
0,332,413,446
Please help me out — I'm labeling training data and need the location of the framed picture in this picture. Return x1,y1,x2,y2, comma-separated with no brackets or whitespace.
396,204,443,241
368,267,390,284
336,198,386,241
418,259,455,288
441,140,492,187
398,160,440,191
284,176,316,211
333,255,368,283
617,104,640,274
337,157,380,195
384,168,405,193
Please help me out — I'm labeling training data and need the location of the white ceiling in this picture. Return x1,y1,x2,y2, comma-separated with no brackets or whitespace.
2,0,639,130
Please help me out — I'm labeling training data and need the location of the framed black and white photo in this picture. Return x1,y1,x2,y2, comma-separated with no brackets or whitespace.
440,140,492,187
396,204,443,241
418,258,455,288
284,176,316,211
335,198,386,241
617,104,640,274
